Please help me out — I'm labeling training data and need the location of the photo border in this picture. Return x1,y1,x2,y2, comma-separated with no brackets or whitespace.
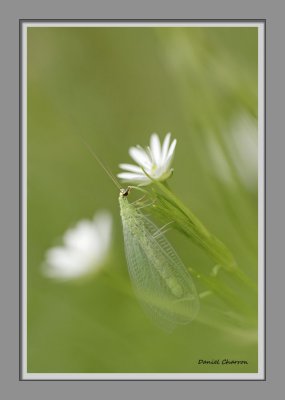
19,19,266,381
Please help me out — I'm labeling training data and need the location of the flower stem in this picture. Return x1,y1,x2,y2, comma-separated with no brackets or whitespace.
151,181,256,291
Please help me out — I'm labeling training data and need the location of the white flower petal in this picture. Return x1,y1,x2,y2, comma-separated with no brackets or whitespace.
117,172,149,182
42,211,113,280
146,146,154,164
64,221,99,253
167,138,177,159
150,133,161,165
93,211,113,256
44,245,92,278
164,153,175,172
119,163,143,173
44,247,88,275
129,147,151,168
118,132,177,185
161,133,171,163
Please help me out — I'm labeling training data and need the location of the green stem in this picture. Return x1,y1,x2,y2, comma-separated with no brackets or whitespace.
229,267,257,293
152,181,256,291
154,181,234,266
190,268,250,316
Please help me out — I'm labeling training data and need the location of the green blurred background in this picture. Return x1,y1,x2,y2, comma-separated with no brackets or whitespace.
27,27,258,373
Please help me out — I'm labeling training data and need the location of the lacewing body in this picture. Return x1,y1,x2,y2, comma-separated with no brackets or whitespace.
119,191,199,330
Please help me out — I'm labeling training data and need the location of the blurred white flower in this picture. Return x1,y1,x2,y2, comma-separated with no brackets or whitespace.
208,112,258,191
117,132,177,186
42,211,112,280
229,115,258,190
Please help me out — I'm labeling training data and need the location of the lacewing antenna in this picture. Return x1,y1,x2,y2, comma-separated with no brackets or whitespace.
75,132,122,190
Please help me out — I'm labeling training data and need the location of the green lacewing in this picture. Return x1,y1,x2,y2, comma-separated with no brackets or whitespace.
78,136,199,330
119,187,199,330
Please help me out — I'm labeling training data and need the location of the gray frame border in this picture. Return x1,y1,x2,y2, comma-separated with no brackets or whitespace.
19,18,266,382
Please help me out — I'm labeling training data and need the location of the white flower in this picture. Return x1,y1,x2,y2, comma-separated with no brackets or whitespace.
42,211,112,280
117,132,177,185
208,113,257,191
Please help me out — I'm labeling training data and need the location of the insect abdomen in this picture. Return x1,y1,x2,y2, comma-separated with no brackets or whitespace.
122,203,185,298
165,277,183,298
